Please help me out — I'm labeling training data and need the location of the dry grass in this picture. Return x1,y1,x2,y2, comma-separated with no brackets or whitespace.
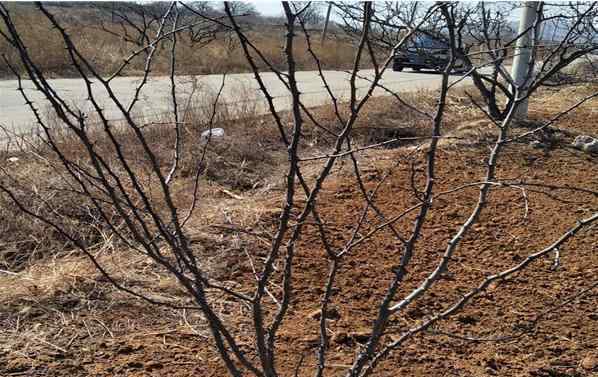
0,247,248,372
0,82,536,272
0,157,114,270
0,5,362,79
0,5,127,77
0,82,281,271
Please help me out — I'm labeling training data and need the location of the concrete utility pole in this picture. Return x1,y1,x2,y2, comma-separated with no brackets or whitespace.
511,1,540,119
321,3,332,43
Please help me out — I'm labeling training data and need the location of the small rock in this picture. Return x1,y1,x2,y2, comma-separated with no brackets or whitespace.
200,128,225,140
488,281,500,291
407,307,424,319
5,360,30,373
127,361,143,369
308,307,340,320
332,331,349,344
116,343,142,354
307,309,320,319
350,330,371,343
580,354,597,370
7,157,19,162
299,335,320,348
146,361,163,370
485,358,500,372
457,314,479,325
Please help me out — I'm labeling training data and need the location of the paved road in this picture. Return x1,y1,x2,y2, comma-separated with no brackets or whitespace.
0,69,472,133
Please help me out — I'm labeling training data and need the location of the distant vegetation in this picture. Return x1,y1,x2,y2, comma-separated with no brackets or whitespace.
0,2,360,78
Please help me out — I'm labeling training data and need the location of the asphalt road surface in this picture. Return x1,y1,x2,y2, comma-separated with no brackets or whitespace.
0,69,474,134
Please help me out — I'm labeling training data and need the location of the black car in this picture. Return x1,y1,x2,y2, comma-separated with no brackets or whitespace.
393,33,470,73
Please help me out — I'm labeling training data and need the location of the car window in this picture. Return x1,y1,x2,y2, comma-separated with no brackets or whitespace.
401,33,448,51
413,34,448,49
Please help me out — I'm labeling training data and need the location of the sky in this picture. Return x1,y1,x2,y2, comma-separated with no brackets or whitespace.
253,1,284,17
248,1,525,20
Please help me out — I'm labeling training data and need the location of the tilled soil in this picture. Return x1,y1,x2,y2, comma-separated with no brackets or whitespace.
1,91,598,377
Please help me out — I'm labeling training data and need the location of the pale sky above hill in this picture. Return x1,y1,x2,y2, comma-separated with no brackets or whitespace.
249,1,524,20
253,1,283,17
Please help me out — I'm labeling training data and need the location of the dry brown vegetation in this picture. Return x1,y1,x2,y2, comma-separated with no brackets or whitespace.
0,85,438,271
1,82,597,376
0,3,359,79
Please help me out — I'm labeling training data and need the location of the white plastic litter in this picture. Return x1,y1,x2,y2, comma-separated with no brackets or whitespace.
200,128,225,141
583,139,598,154
572,135,598,154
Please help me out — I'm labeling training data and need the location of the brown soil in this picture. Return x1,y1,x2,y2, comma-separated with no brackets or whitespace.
1,86,597,377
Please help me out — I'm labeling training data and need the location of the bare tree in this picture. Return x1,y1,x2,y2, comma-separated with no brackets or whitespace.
91,1,226,51
292,2,326,27
337,1,598,119
1,1,597,377
224,1,259,18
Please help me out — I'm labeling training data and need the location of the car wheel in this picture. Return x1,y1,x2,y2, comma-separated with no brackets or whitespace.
454,65,472,74
393,64,403,72
452,59,471,74
461,65,472,74
413,67,421,72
